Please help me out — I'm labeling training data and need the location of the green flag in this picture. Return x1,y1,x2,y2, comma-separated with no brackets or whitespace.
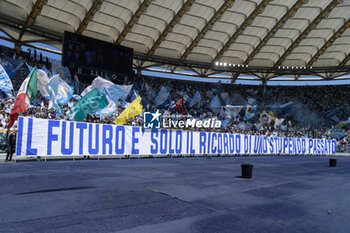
27,67,37,102
68,88,108,121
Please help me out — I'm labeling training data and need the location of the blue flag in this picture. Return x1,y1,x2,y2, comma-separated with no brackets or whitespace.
81,76,132,103
210,95,221,114
0,90,12,99
48,74,73,112
41,65,51,75
154,86,170,107
189,91,201,107
244,104,256,121
0,56,24,79
106,85,129,103
0,64,13,96
97,88,117,120
221,92,231,105
62,66,72,84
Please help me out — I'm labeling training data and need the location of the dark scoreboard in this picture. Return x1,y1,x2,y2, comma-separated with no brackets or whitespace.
62,31,133,81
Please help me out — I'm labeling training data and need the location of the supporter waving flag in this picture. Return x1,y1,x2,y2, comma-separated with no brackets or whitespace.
25,64,50,98
8,68,38,128
115,96,146,125
274,118,285,129
68,88,108,121
189,91,201,108
82,76,132,103
154,86,170,107
0,90,12,99
36,69,50,99
47,74,73,115
244,104,256,121
0,55,24,79
220,92,231,105
48,74,73,105
0,64,14,97
97,87,118,120
224,105,243,118
335,121,350,131
210,95,221,114
259,111,272,125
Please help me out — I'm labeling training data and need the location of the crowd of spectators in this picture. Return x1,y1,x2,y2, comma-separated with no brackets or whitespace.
136,77,350,142
1,76,349,144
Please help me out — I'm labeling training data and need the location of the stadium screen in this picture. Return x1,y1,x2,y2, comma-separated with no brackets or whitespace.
62,31,133,78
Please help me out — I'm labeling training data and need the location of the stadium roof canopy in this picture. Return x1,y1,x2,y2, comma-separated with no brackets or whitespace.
0,0,350,82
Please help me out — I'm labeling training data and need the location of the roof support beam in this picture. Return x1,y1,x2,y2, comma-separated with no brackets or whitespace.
0,27,18,42
274,0,341,67
306,19,350,68
21,38,56,43
0,15,62,43
116,0,153,45
231,72,240,82
180,0,235,61
0,34,61,55
76,0,104,34
26,0,47,26
147,0,195,57
243,0,307,66
213,0,271,62
18,0,48,41
0,34,16,43
338,51,350,67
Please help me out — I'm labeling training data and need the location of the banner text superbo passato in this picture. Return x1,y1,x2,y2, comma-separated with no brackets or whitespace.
16,117,336,157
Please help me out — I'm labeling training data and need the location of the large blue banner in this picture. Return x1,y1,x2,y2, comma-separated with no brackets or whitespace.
16,117,337,157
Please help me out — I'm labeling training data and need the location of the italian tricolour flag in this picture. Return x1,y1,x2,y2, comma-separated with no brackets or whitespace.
8,67,37,129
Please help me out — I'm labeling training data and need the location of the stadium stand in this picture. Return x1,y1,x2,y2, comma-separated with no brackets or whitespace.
0,45,349,150
1,1,350,232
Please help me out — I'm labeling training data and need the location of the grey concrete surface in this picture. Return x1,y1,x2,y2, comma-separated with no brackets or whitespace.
0,156,349,232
